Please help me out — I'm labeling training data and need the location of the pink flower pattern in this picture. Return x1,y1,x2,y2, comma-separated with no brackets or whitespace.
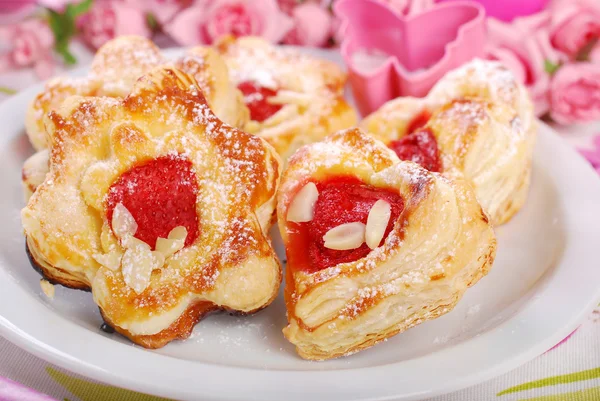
0,0,598,127
579,135,600,175
77,1,151,50
485,11,567,116
165,0,293,46
0,18,55,79
550,62,600,124
284,2,332,47
549,0,600,57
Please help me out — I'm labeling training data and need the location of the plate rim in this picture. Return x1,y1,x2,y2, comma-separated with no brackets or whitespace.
1,52,600,401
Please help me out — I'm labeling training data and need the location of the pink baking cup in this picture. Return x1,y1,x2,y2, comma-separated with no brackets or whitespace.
335,0,486,115
455,0,549,22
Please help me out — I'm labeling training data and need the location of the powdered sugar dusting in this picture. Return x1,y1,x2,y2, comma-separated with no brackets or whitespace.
25,64,281,344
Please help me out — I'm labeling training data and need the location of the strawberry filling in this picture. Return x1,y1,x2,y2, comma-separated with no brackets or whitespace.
238,81,283,122
106,155,199,250
406,110,431,135
388,128,442,172
287,177,404,273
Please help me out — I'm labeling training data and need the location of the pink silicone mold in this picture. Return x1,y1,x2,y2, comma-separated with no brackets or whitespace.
465,0,549,22
335,0,486,115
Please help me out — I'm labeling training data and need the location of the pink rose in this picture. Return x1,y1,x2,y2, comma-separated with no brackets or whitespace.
0,18,55,79
166,0,293,45
550,0,600,57
485,12,566,116
284,3,332,47
0,0,34,12
0,0,35,24
550,62,600,124
125,0,192,26
278,0,301,14
590,44,600,64
77,1,151,50
37,0,76,12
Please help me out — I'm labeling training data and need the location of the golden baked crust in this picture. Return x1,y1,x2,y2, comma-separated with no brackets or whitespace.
22,149,49,202
214,36,358,160
277,128,496,360
23,36,249,197
25,36,164,151
175,46,249,129
361,59,536,225
22,67,282,348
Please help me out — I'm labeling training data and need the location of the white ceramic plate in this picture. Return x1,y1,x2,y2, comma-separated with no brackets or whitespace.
1,49,600,401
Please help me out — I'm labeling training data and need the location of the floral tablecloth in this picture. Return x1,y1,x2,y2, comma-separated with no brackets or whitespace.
1,49,600,401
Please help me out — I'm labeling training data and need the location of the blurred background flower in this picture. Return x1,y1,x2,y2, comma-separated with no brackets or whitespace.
0,0,37,24
284,2,332,47
0,0,599,125
77,1,151,49
165,0,293,46
549,0,600,58
0,18,54,78
550,62,600,124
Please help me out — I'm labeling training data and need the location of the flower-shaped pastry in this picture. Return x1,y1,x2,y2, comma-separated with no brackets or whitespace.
362,59,537,225
214,35,358,160
25,36,249,151
22,67,282,348
22,36,249,200
25,36,165,151
278,128,496,360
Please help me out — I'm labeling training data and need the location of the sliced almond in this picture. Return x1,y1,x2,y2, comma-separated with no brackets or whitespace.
323,222,366,250
112,203,138,240
287,182,319,223
366,200,392,249
100,222,119,253
156,226,187,258
168,226,188,241
152,251,166,269
267,91,311,107
40,279,55,299
93,251,123,271
122,246,162,294
122,235,151,250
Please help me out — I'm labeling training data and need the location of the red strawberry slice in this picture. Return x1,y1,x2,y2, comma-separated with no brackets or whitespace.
406,110,431,135
287,177,405,272
238,81,283,123
389,128,442,173
106,155,199,250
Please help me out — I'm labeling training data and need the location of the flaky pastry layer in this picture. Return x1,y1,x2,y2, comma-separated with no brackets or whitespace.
215,36,358,160
362,59,536,225
278,129,496,360
23,36,249,199
22,67,281,347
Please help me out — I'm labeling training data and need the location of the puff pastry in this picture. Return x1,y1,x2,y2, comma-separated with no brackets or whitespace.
214,36,358,160
22,67,281,348
361,59,536,225
25,36,165,151
277,128,496,360
23,35,249,198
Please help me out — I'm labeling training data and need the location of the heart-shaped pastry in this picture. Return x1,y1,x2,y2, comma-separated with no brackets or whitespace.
362,59,537,225
278,128,496,360
336,0,486,115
